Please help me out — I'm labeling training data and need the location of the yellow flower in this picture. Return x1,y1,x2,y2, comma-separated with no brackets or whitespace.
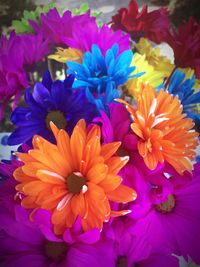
136,38,174,77
126,53,164,97
48,47,83,63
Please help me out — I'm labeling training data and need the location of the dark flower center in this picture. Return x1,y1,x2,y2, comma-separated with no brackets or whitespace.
117,145,129,157
67,172,87,194
116,256,128,267
44,241,67,262
155,194,176,213
116,256,139,267
45,110,67,130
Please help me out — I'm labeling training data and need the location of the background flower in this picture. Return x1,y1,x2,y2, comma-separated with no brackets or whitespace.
0,32,28,120
111,0,170,43
167,17,200,79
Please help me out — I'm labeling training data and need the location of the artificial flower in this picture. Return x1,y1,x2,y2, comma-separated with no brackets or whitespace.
67,44,140,111
135,37,174,77
111,0,170,43
7,71,97,145
167,17,200,79
117,83,199,174
133,162,200,265
126,53,164,97
48,47,83,63
0,32,28,120
164,68,200,122
14,119,136,235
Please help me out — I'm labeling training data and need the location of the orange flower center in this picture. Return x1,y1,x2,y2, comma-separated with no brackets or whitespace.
45,110,67,130
155,194,176,213
67,172,87,194
44,241,67,262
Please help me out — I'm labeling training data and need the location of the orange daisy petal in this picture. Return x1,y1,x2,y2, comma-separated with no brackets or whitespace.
107,184,137,203
14,119,135,235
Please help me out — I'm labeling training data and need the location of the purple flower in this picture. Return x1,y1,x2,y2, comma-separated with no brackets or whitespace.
0,203,115,267
63,23,131,56
0,32,28,119
30,8,130,55
30,9,94,45
94,102,138,157
105,218,152,266
20,33,50,66
133,162,200,265
7,71,97,145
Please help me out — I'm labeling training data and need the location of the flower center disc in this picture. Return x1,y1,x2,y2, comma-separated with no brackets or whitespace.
44,241,67,262
117,256,128,267
117,146,129,157
45,110,67,130
155,194,176,213
67,173,87,194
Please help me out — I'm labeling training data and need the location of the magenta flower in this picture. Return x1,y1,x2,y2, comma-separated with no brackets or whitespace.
133,162,200,265
94,102,138,156
63,23,131,56
20,33,50,66
30,8,82,45
0,203,115,267
30,8,130,55
0,32,28,119
105,218,152,266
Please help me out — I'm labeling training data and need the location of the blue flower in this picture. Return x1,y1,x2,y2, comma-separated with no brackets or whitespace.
7,71,97,145
164,69,200,122
67,43,142,112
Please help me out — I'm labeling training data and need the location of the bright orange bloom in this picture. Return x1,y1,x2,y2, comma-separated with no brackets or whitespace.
14,119,136,235
117,84,199,174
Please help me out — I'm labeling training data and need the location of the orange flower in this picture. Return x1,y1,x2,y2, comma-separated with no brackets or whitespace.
117,83,199,174
14,119,136,235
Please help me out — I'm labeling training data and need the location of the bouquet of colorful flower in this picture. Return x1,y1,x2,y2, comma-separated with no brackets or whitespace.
0,1,200,266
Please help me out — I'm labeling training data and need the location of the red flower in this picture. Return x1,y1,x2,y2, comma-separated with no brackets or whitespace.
111,0,170,43
167,17,200,79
